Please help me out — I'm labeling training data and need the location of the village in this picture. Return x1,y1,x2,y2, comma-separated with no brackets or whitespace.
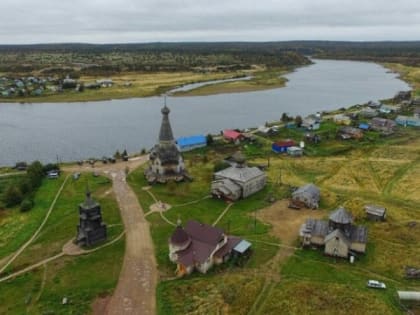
0,75,117,98
0,88,420,314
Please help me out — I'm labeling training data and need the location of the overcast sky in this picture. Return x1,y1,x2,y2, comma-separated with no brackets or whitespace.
0,0,419,44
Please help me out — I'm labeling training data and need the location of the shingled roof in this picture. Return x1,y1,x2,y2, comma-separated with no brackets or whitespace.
159,105,174,143
329,207,353,225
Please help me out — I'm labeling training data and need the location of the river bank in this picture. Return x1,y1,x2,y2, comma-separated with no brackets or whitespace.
383,63,420,97
0,66,292,103
171,68,290,96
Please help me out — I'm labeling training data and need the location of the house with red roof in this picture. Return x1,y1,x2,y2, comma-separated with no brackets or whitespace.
223,129,243,143
169,220,251,276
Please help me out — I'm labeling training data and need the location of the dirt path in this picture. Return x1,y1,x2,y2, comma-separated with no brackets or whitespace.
247,200,325,315
64,156,158,315
100,159,157,315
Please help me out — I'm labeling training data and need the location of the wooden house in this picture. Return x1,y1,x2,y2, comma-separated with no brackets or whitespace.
211,164,266,201
324,229,350,258
223,129,243,143
299,207,368,257
338,126,364,139
168,220,250,276
365,205,386,221
370,117,397,135
292,184,321,209
333,114,351,125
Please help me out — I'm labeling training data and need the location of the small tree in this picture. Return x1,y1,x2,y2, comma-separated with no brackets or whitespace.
206,134,214,145
281,112,289,122
114,150,121,159
295,115,303,127
20,198,34,212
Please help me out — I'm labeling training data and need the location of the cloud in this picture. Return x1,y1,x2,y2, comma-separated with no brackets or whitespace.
0,0,419,43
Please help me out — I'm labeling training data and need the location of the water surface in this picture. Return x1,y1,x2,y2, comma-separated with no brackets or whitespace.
0,59,409,166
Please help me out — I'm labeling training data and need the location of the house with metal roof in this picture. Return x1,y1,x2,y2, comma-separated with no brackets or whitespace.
395,115,420,127
211,163,266,201
177,135,207,152
223,129,243,143
168,220,251,276
272,139,296,153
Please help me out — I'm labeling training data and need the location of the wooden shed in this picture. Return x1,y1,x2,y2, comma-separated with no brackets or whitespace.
365,205,386,221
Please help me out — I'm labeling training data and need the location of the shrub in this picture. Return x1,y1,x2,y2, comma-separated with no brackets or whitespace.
3,185,23,207
20,198,34,212
213,160,230,172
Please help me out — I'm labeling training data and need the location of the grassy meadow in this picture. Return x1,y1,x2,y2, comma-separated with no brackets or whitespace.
0,173,124,314
127,121,419,315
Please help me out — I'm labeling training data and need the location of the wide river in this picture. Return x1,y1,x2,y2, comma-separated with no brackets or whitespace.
0,59,410,166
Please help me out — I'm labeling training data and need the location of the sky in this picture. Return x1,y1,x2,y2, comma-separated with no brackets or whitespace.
0,0,419,44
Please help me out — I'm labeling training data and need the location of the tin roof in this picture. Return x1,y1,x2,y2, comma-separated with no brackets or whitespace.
177,135,206,147
215,166,265,183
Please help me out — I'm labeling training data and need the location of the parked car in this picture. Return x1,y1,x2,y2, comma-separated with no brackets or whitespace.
367,280,386,289
47,170,59,179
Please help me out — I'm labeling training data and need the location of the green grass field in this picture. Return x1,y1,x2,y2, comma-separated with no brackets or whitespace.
127,122,419,315
0,173,124,314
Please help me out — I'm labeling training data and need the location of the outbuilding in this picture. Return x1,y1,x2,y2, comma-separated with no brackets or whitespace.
177,135,207,152
365,205,386,221
287,146,303,157
272,139,296,153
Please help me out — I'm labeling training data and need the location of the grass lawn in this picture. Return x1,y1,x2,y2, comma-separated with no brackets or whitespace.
0,172,125,314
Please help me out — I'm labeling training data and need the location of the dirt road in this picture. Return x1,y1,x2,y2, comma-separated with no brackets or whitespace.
65,157,157,315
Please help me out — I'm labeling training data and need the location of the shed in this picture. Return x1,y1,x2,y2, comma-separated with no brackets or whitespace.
287,146,303,157
177,135,207,152
397,291,420,304
365,205,386,221
233,239,252,255
272,139,296,153
324,229,350,258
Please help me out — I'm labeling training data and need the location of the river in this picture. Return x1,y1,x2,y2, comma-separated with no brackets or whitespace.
0,59,410,166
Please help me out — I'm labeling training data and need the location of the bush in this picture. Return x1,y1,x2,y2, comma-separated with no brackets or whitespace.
3,185,23,207
43,163,60,173
20,198,34,212
213,160,230,172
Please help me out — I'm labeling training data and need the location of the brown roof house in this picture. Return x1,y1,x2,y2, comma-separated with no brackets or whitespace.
300,207,368,258
370,117,397,135
169,220,251,276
